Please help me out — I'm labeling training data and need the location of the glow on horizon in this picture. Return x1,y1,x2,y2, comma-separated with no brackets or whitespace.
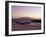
12,6,41,19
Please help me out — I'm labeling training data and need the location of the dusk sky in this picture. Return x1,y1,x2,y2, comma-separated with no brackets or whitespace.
12,5,41,19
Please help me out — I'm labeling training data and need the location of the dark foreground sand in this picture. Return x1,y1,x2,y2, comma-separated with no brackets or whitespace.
12,22,41,31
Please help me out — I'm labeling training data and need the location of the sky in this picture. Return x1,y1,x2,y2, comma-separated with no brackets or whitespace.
12,5,41,19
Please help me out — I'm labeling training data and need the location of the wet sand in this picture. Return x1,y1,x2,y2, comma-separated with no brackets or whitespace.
12,22,41,31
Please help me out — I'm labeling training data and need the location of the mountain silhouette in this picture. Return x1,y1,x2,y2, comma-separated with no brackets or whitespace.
12,17,41,25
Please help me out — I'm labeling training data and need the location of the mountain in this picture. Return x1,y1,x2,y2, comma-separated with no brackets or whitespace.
14,17,35,20
12,17,41,23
